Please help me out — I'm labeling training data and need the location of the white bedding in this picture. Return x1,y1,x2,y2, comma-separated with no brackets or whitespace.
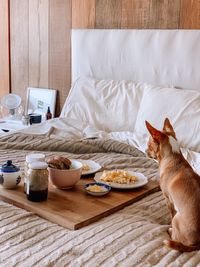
61,77,145,132
134,85,200,152
4,115,200,177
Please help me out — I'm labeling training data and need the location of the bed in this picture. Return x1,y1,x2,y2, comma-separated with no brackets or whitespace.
0,30,200,266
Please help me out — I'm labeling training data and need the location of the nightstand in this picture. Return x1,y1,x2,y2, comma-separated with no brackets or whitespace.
0,119,28,133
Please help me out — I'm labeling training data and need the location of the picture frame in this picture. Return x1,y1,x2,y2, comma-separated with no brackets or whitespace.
25,87,57,118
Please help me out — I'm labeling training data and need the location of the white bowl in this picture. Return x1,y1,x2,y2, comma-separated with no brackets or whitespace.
48,160,82,189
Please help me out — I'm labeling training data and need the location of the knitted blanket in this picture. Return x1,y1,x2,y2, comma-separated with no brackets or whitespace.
0,137,199,266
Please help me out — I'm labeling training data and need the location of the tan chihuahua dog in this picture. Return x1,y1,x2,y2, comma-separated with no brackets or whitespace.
146,118,200,252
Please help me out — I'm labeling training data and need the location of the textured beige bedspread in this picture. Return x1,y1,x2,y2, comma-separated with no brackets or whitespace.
0,137,200,266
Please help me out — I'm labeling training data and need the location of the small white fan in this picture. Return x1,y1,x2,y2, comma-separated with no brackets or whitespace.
1,94,22,119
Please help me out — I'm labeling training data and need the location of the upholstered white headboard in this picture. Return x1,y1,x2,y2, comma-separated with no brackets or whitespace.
71,29,200,91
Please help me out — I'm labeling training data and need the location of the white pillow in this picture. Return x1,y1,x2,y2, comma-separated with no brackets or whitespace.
61,77,145,132
134,85,200,152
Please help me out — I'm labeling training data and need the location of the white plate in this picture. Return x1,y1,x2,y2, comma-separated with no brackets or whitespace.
80,160,102,175
94,170,148,189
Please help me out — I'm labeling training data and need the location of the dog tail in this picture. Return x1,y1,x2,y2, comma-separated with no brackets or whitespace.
163,240,200,253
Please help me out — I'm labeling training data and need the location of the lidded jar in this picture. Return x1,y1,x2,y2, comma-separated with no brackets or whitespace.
0,160,21,189
26,162,48,202
24,153,45,192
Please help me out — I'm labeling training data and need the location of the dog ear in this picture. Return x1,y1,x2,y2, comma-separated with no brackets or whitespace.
163,118,176,139
145,121,164,143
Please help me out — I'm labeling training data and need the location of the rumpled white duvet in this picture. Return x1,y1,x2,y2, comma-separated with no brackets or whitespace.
4,117,200,176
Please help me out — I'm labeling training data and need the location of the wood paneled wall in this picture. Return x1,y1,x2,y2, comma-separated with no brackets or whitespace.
9,0,71,115
1,0,200,114
72,0,200,29
0,0,10,97
49,0,71,115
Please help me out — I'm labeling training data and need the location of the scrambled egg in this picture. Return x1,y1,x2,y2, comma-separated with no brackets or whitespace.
100,170,138,184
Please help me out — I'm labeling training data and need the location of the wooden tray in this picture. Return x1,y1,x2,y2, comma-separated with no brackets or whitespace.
0,178,160,230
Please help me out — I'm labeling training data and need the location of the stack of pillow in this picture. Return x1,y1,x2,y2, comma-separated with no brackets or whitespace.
61,76,200,153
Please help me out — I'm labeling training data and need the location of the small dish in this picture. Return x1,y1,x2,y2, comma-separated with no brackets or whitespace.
84,182,111,196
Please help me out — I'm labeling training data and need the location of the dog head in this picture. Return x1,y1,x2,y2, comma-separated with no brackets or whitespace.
145,118,179,161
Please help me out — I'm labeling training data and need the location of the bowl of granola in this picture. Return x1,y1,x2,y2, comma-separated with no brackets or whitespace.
47,157,82,189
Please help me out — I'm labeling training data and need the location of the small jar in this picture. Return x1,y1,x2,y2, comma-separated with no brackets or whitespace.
0,160,21,189
24,153,45,193
26,162,48,202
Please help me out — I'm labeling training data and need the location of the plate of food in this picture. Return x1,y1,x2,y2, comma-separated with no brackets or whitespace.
80,160,102,175
94,170,148,189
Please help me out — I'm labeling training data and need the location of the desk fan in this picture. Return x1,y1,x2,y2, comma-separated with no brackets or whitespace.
1,94,22,120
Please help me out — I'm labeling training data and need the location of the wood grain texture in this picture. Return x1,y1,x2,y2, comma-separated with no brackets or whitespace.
72,0,95,28
149,0,180,29
95,0,122,28
0,0,10,97
180,0,200,29
29,0,49,88
121,0,150,28
49,0,72,116
0,178,160,230
10,0,29,104
71,0,200,30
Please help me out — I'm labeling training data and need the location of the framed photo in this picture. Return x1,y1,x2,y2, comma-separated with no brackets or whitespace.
26,87,57,118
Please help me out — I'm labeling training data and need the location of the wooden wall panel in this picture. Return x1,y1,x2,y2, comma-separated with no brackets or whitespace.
95,0,122,28
121,0,150,28
0,0,10,97
10,0,29,105
121,0,180,29
180,0,200,29
49,0,71,116
29,0,49,88
72,0,95,28
148,0,180,29
9,0,70,115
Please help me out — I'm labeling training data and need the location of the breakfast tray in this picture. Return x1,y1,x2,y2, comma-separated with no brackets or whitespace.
0,178,160,230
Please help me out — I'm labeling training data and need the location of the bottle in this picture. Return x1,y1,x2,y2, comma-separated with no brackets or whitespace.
26,162,48,202
22,115,30,125
24,153,45,193
46,106,52,120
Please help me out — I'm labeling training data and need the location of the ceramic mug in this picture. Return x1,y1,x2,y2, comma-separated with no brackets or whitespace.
0,160,21,189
